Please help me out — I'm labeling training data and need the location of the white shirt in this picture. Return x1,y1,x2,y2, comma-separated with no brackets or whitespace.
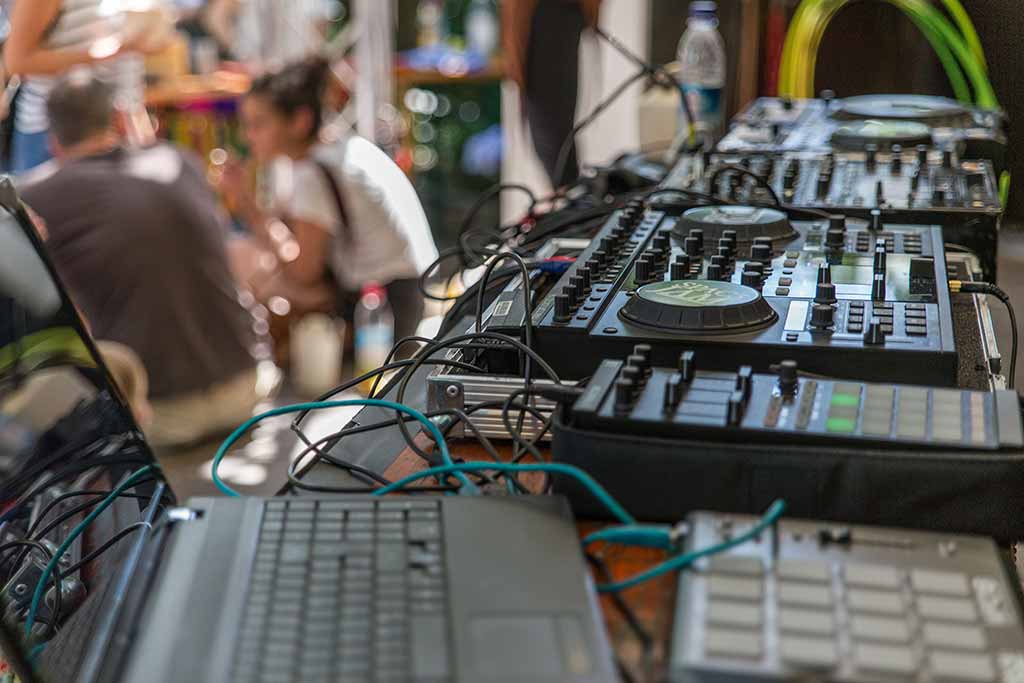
272,135,439,291
234,0,335,69
14,0,147,134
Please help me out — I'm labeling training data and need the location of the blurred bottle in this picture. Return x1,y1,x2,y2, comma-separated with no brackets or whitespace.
677,0,726,143
465,0,498,58
417,0,446,48
354,283,394,394
291,313,344,397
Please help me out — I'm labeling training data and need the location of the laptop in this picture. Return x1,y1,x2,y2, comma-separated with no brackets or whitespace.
0,178,619,683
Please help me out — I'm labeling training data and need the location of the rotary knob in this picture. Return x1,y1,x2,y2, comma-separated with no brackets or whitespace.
865,143,878,171
741,269,763,290
825,227,845,251
916,144,929,165
706,263,724,281
722,229,738,251
670,259,689,281
942,148,954,169
684,236,701,257
554,294,572,322
751,243,773,264
614,379,636,413
890,144,903,175
653,233,671,253
817,263,832,285
634,258,654,284
777,360,799,395
688,229,705,253
744,262,765,276
809,303,835,330
815,282,838,305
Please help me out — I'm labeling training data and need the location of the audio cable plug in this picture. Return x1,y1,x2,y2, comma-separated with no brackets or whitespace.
949,280,1017,389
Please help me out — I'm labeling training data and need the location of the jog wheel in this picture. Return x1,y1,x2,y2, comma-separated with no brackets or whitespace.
830,119,933,151
672,206,797,247
620,280,778,334
832,94,969,123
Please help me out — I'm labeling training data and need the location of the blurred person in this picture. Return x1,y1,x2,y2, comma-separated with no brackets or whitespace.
223,57,438,348
3,0,170,173
503,0,602,188
20,73,262,448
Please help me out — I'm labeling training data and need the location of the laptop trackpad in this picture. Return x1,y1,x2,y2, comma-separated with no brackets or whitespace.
470,615,593,678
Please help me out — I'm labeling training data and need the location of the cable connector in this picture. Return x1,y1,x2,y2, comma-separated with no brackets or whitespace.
531,385,585,406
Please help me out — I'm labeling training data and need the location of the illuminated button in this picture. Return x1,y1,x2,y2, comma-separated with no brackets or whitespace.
779,277,793,286
776,287,791,296
827,418,857,433
831,393,860,408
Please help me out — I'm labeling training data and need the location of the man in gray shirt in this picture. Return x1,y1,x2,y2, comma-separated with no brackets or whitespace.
21,73,262,447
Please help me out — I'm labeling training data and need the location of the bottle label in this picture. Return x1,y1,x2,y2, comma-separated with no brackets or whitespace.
682,85,723,133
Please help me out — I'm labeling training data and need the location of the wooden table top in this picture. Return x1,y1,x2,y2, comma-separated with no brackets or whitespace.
383,436,674,682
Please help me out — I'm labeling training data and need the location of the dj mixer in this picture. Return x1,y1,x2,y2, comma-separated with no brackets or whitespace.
481,200,960,387
717,94,1007,172
663,149,1002,279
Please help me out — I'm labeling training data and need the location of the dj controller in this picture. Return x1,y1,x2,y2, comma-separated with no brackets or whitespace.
663,149,1002,279
717,94,1008,173
482,200,960,387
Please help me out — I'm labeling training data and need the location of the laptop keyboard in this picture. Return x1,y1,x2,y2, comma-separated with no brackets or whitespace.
230,499,452,683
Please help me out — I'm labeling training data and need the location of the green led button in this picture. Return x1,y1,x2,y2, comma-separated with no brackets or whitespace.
827,417,857,433
831,393,861,408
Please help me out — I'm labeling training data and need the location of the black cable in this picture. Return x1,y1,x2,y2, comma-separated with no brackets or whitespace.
393,332,561,474
289,356,486,441
57,522,150,578
458,184,538,267
953,282,1017,388
25,488,161,541
0,540,60,636
553,69,649,189
287,402,526,494
709,164,782,206
585,552,655,681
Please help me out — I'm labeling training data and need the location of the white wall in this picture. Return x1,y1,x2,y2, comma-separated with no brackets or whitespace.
501,0,652,222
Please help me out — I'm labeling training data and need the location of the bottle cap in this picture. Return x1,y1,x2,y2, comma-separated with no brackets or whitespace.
689,1,718,16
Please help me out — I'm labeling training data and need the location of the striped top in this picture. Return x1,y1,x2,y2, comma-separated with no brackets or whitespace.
15,0,144,135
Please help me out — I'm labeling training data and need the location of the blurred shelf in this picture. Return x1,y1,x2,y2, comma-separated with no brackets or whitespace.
395,57,504,89
145,71,252,108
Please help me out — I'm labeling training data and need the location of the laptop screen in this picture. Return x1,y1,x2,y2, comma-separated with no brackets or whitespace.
0,180,170,682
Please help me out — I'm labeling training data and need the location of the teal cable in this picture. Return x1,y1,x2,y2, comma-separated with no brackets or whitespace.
597,500,787,593
211,400,471,497
25,466,155,635
370,461,637,526
583,525,674,550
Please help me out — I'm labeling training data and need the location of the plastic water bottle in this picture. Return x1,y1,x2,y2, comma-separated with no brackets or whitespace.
354,283,395,393
677,1,727,143
466,0,499,58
